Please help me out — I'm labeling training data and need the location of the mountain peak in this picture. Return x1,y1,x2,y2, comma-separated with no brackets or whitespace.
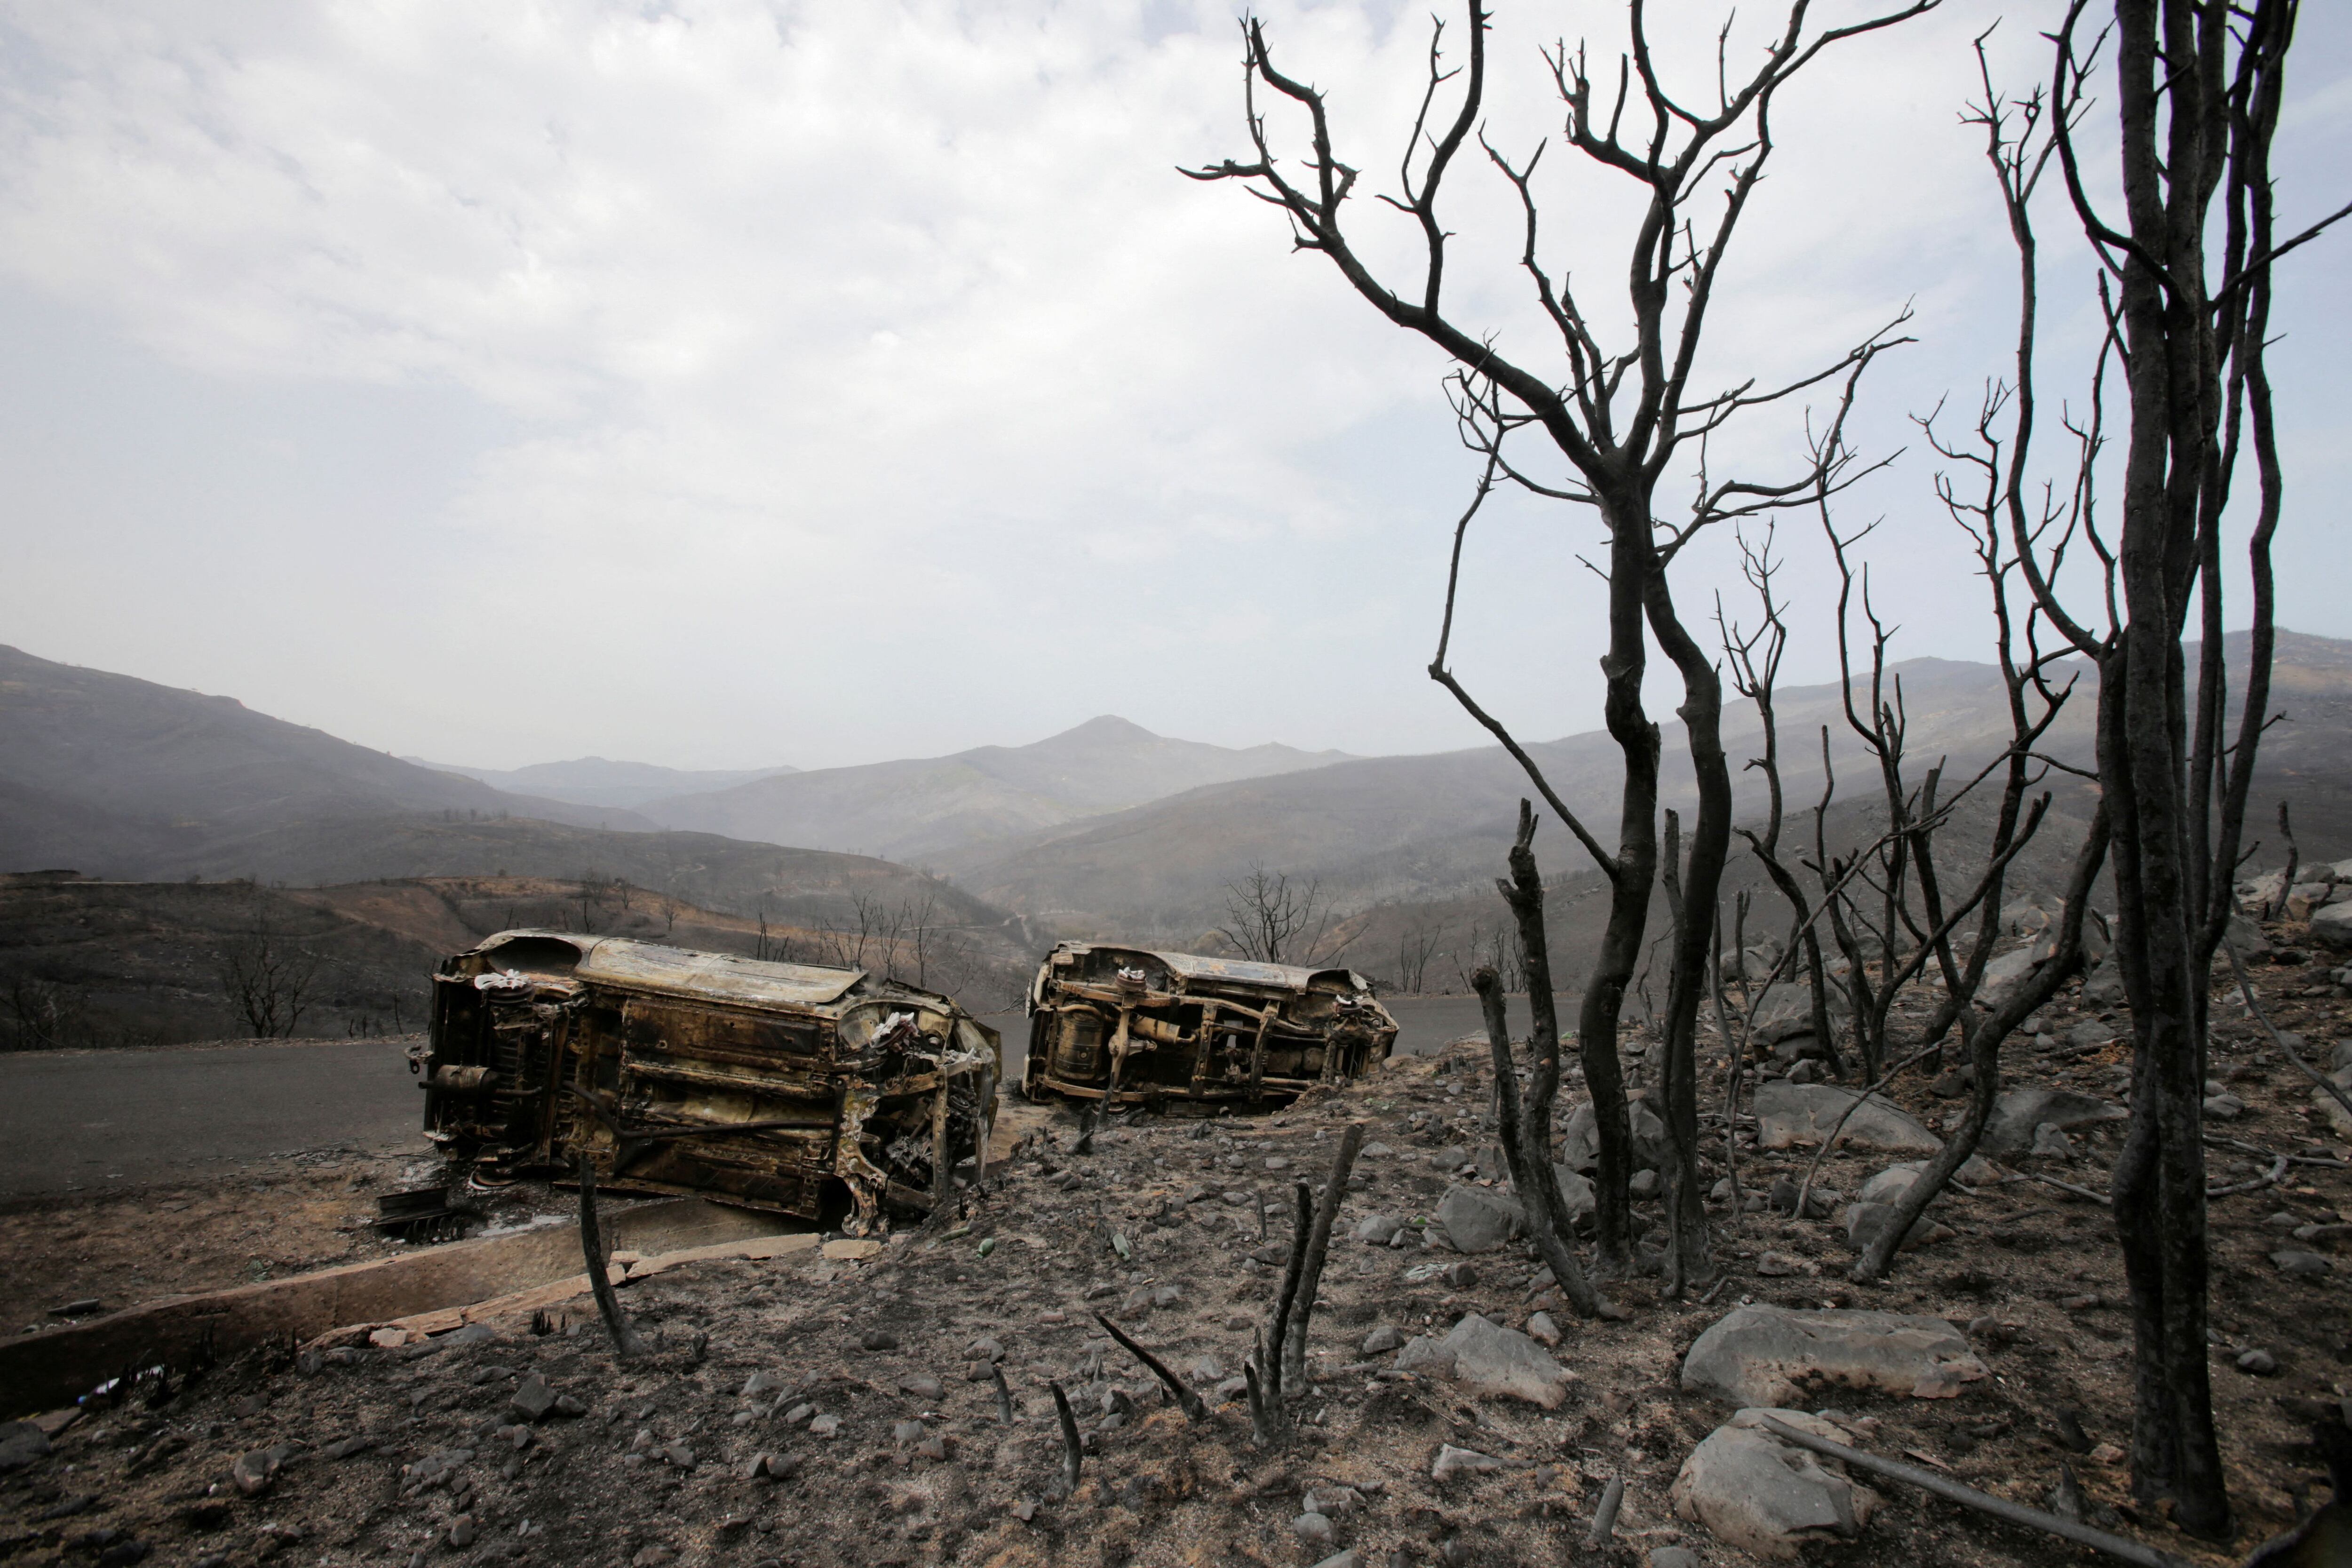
1047,715,1162,746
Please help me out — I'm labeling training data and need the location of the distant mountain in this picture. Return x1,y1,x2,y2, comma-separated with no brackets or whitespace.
643,715,1352,862
0,644,651,878
937,632,2352,944
408,756,800,811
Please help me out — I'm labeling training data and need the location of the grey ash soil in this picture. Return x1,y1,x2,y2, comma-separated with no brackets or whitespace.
6,934,2352,1568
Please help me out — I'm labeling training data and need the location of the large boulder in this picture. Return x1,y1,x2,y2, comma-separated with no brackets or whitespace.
1980,1087,2126,1157
1670,1409,1881,1561
1752,1083,1940,1154
1749,982,1848,1046
1435,1186,1524,1254
1681,1305,1988,1407
1560,1097,1672,1173
0,1422,50,1475
1431,1313,1574,1409
2311,903,2352,952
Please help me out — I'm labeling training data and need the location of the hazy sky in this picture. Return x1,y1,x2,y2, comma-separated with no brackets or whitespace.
2,1,2345,771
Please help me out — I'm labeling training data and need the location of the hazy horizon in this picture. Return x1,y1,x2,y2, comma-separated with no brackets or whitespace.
3,2,2345,772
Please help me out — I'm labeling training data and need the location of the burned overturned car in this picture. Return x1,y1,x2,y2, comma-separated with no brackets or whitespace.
1022,941,1397,1108
417,930,998,1234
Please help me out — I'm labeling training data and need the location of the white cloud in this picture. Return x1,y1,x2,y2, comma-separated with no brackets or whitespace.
0,0,2344,769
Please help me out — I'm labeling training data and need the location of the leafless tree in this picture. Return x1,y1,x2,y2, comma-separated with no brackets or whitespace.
217,913,321,1039
1192,0,1930,1295
2,974,87,1051
1983,2,2335,1533
1392,915,1444,995
1217,866,1342,967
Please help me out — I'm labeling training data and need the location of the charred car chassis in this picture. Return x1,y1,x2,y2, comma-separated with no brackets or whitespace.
418,930,998,1235
1022,942,1396,1108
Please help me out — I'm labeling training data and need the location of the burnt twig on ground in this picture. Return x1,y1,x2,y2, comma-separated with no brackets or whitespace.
1093,1311,1208,1421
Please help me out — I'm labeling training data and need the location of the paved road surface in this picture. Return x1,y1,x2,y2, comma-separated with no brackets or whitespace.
0,1038,425,1199
2,995,1572,1201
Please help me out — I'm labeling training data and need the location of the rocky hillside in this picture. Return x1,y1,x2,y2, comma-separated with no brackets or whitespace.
4,907,2346,1564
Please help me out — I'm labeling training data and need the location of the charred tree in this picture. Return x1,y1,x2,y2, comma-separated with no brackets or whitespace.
2007,0,2335,1534
1192,0,1930,1289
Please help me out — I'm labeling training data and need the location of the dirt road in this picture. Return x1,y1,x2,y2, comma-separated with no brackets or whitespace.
0,1035,426,1200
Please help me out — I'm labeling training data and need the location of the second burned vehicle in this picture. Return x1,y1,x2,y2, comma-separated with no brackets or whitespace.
1022,941,1397,1108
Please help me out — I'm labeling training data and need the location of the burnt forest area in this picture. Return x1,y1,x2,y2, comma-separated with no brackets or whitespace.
6,899,2352,1568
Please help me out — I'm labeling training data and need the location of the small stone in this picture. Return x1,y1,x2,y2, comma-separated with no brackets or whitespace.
784,1402,814,1426
553,1393,588,1417
230,1448,279,1496
1431,1444,1505,1480
741,1371,787,1399
448,1516,477,1549
2203,1093,2246,1121
1354,1214,1405,1246
660,1443,696,1471
2031,1123,2076,1159
1756,1251,1805,1277
968,1335,1005,1362
808,1413,841,1437
2236,1348,2280,1376
1362,1325,1403,1354
1265,1156,1292,1172
631,1548,676,1568
1648,1550,1700,1568
2273,1250,2333,1277
893,1419,926,1443
2089,1442,2126,1465
1525,1312,1560,1348
1628,1169,1661,1199
1292,1512,1335,1544
1152,1285,1182,1309
1304,1486,1362,1516
507,1373,556,1424
860,1329,899,1352
1442,1262,1478,1289
1190,1354,1226,1382
898,1375,944,1401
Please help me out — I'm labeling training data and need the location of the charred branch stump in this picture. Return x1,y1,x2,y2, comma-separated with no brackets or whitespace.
575,1155,646,1360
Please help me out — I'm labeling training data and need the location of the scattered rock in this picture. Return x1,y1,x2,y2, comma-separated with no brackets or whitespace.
1561,1098,1673,1171
1304,1486,1361,1516
1682,1305,1989,1406
898,1374,944,1401
1843,1202,1952,1256
1670,1408,1882,1560
507,1374,556,1424
1430,1444,1506,1481
2236,1348,2280,1376
1292,1512,1334,1545
1752,1082,1941,1154
2310,902,2352,951
1428,1313,1573,1408
1525,1312,1560,1348
0,1422,52,1474
1756,1251,1809,1277
1435,1185,1523,1254
1981,1088,2125,1157
2272,1250,2333,1278
1362,1325,1403,1355
740,1371,788,1400
2204,1092,2247,1121
1628,1169,1661,1200
1354,1214,1405,1246
860,1329,899,1351
2030,1123,2076,1159
1648,1550,1701,1568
